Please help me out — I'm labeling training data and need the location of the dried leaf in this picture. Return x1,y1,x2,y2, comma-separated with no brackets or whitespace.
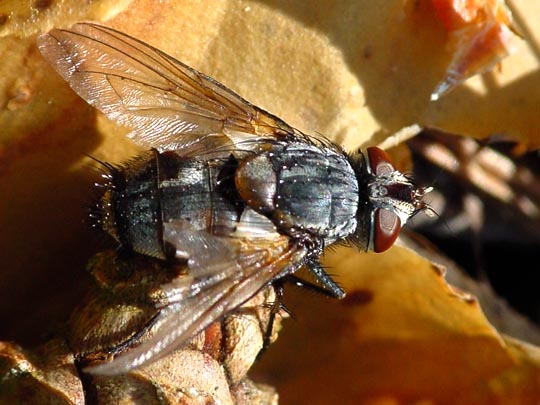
0,339,84,404
430,0,521,100
253,245,540,403
1,251,280,404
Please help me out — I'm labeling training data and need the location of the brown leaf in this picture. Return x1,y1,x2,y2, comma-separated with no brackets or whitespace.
253,245,540,403
0,339,84,404
430,0,521,100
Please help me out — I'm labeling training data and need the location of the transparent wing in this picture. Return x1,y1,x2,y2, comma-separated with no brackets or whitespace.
37,22,297,151
85,222,306,375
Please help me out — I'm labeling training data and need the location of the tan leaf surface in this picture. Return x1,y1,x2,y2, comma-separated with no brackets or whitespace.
253,245,540,403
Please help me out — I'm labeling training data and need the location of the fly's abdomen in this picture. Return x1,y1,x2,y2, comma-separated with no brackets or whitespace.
236,142,359,243
100,150,165,258
158,152,241,238
100,151,242,260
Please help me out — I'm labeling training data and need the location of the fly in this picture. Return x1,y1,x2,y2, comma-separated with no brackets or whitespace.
38,22,429,375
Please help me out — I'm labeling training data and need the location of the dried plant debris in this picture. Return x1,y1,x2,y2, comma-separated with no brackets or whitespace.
408,129,540,242
399,230,540,346
407,129,540,330
252,243,540,404
77,251,281,403
430,0,522,100
0,339,83,404
1,251,281,404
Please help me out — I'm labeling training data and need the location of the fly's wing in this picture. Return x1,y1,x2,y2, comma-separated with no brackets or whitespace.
85,221,306,375
37,22,299,151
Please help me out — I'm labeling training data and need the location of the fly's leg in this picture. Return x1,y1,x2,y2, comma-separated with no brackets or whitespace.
305,258,346,299
300,238,346,299
285,273,345,298
259,281,291,355
260,261,345,356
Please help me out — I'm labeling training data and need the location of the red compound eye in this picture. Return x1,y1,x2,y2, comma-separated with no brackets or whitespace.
373,208,401,253
367,147,395,176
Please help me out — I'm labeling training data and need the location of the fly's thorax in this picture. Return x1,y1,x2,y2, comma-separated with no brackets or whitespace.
236,142,359,243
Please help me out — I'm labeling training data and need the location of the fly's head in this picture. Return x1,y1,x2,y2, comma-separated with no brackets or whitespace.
352,147,431,253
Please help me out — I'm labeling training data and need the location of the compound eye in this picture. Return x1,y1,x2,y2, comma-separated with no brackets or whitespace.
367,147,395,176
373,209,401,252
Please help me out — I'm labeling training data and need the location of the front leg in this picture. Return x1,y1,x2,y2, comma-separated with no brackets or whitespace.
298,237,346,299
304,257,346,299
